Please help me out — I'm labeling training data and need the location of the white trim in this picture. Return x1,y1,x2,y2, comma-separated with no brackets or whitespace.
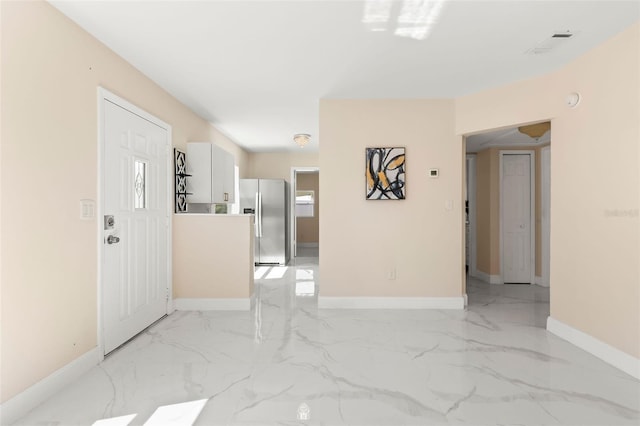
541,145,551,288
470,135,551,153
173,298,250,311
471,269,503,285
466,154,477,277
97,87,174,355
547,317,640,380
318,297,465,310
97,89,106,357
489,275,503,285
0,348,101,425
499,150,535,284
535,275,549,287
472,269,489,282
290,166,319,258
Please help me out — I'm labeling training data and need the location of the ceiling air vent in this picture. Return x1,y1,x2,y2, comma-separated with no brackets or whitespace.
526,31,575,55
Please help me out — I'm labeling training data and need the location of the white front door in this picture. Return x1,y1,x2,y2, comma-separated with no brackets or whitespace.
102,96,170,354
502,154,532,283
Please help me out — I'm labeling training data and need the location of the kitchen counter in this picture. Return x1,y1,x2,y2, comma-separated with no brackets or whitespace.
172,213,254,310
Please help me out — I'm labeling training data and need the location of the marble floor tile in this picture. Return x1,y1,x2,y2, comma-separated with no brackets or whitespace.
13,256,640,425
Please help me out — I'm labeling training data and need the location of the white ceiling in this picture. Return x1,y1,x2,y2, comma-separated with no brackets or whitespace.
50,0,639,152
465,124,550,153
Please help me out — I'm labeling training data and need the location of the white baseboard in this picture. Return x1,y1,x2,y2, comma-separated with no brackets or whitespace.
318,297,465,310
489,275,503,285
173,298,250,311
297,242,318,248
535,276,550,287
547,316,640,379
472,270,503,285
0,348,101,425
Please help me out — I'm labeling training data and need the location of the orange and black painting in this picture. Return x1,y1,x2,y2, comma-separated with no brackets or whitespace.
366,147,405,200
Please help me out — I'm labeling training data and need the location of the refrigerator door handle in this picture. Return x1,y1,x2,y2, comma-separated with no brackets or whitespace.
257,192,263,237
254,192,260,237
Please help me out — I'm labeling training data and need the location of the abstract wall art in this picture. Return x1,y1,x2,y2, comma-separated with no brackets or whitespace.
366,147,406,200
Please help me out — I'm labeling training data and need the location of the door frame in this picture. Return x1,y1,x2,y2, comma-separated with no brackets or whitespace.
499,150,535,284
290,166,319,257
466,154,477,278
97,87,173,357
540,145,551,287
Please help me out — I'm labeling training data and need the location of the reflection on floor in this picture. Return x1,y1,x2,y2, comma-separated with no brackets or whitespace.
14,264,640,425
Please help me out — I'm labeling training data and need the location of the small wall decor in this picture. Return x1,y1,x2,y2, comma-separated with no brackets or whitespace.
174,149,191,212
366,147,406,200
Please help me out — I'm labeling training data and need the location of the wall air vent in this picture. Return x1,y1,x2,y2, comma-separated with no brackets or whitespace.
526,30,576,55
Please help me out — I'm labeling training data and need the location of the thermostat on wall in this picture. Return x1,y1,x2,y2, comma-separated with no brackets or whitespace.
429,168,439,178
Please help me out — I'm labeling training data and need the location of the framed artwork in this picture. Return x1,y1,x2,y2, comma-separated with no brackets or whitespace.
366,147,405,200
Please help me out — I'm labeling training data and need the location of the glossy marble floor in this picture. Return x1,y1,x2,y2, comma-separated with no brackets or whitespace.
14,253,640,425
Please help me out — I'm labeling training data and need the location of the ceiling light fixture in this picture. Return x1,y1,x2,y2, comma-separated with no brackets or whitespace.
518,122,551,139
293,134,311,148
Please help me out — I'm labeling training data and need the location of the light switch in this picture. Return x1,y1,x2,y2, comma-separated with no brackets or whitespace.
445,200,453,211
80,199,95,220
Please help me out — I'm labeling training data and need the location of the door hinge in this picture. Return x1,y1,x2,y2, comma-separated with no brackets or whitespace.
166,288,170,302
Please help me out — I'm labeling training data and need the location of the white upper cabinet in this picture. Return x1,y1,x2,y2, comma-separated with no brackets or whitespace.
186,142,235,204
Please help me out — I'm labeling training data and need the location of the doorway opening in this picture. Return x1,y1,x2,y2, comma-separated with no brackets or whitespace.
290,167,319,260
464,121,551,288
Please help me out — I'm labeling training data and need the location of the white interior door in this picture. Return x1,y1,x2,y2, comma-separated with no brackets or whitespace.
102,97,169,354
502,154,532,283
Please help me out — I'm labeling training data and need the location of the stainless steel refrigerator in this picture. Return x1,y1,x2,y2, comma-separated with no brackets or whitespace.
239,179,289,265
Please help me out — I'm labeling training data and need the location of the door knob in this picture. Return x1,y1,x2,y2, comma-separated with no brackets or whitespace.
107,235,120,244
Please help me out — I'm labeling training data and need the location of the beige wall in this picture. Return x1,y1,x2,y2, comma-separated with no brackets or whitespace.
457,24,639,358
320,99,464,297
2,0,637,408
248,152,318,181
173,215,254,298
0,1,249,402
473,144,548,278
296,172,319,244
533,144,548,278
474,149,499,275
